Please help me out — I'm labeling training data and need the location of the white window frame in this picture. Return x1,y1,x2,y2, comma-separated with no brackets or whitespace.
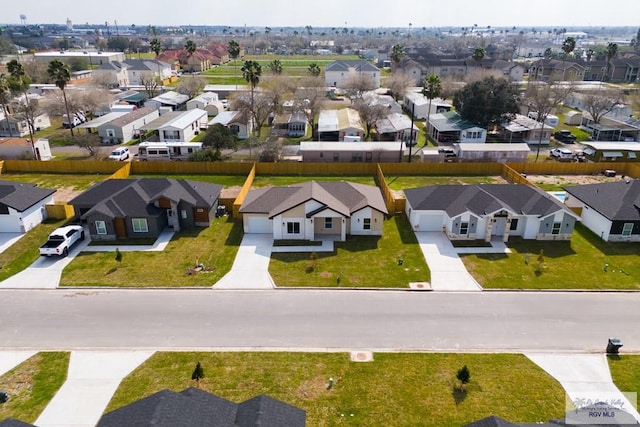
622,223,634,237
552,222,561,235
325,217,332,229
95,220,107,235
460,222,469,235
286,222,300,234
132,218,149,233
363,218,371,230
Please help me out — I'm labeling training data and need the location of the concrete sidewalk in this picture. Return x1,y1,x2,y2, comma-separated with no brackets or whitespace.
214,234,275,289
0,351,37,376
271,240,334,253
414,232,482,291
35,351,154,427
526,353,640,424
81,229,175,252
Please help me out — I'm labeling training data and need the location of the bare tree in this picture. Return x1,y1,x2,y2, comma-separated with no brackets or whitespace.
293,76,326,139
22,60,49,84
261,75,295,115
230,92,272,136
40,90,84,117
176,76,206,98
343,74,377,101
524,80,575,161
385,71,413,101
73,133,103,158
259,136,282,162
583,90,623,124
139,72,161,98
353,100,389,139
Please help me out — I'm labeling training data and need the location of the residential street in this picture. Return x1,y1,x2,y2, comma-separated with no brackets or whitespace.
0,289,638,352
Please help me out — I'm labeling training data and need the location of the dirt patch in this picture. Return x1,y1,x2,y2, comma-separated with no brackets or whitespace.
319,271,332,279
53,186,83,203
296,375,330,400
527,174,622,186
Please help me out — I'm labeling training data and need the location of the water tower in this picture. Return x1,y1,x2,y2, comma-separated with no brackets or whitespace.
20,14,27,25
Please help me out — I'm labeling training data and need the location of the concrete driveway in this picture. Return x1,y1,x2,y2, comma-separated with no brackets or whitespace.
0,233,90,289
213,234,275,289
414,232,482,291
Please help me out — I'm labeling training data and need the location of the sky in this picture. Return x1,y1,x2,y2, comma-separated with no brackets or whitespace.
2,0,639,29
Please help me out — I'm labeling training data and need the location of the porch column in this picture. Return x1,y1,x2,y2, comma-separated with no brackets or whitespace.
485,216,493,242
341,217,346,242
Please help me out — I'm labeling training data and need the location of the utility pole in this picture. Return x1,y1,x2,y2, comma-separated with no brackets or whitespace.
408,104,415,163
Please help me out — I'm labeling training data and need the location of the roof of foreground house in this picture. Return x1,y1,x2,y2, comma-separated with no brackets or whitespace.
564,180,640,221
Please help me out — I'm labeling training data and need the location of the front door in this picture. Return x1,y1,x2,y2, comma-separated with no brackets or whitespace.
114,217,126,239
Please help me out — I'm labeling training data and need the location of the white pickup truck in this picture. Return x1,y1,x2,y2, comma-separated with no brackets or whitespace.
39,225,85,257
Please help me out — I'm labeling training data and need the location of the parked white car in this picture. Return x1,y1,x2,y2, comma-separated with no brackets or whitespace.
550,147,573,161
108,147,130,161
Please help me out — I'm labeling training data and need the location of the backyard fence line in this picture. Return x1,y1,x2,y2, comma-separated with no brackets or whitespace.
45,203,75,219
233,163,257,218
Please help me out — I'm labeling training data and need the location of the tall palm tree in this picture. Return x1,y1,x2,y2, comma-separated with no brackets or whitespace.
7,60,35,150
604,42,618,82
227,39,240,89
472,46,485,64
184,39,197,74
422,74,442,145
0,74,13,137
150,38,162,58
267,59,282,75
561,36,576,59
390,44,405,70
241,60,262,135
47,59,74,137
307,63,321,77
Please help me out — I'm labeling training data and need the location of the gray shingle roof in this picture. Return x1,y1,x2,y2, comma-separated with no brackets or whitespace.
0,180,55,212
235,394,307,427
325,60,379,72
404,184,570,218
564,180,640,221
0,419,36,427
239,181,388,218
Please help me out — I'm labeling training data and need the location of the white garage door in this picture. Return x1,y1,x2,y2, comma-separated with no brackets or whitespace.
246,216,272,234
418,213,443,231
0,216,20,233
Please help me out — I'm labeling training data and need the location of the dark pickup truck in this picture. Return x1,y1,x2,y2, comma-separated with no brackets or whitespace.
553,130,577,143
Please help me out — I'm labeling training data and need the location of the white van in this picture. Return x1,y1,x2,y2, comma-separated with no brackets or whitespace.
108,147,130,161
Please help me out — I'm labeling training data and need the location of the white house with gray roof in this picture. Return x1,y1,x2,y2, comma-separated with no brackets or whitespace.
139,109,207,142
92,107,159,144
240,181,388,241
0,180,56,233
325,60,380,88
404,184,578,242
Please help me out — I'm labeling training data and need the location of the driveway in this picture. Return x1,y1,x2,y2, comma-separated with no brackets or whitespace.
213,234,275,289
0,233,90,289
414,232,482,291
0,233,25,255
35,351,154,427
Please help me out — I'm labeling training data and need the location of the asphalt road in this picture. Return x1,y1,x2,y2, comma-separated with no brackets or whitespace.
1,289,638,352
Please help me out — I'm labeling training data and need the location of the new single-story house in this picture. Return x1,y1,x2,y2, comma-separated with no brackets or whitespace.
97,388,306,427
454,143,530,163
69,178,223,240
0,180,56,233
427,111,486,144
140,109,208,142
317,108,364,141
94,107,159,144
208,110,253,139
564,180,640,242
240,180,388,241
300,141,406,162
0,137,52,160
500,114,553,145
404,184,578,241
324,60,380,88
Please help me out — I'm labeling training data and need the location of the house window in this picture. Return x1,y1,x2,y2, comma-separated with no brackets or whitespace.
510,219,519,231
95,220,107,235
460,222,469,235
181,210,187,219
106,129,115,137
132,218,149,233
363,218,371,230
552,222,561,234
230,125,240,135
286,222,300,234
622,223,634,237
325,218,332,229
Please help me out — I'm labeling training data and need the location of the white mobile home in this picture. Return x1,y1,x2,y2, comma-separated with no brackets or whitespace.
137,141,203,161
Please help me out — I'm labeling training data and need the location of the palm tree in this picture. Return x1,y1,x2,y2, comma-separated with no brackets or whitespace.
241,60,262,130
7,60,35,149
604,42,618,82
0,74,13,137
227,39,240,89
561,37,576,59
184,39,197,74
472,46,485,64
150,38,162,58
390,44,405,70
267,59,282,75
422,74,442,145
47,59,74,137
307,63,321,77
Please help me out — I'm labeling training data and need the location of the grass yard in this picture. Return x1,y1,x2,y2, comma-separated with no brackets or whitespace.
0,173,109,191
269,215,429,288
59,217,242,287
385,175,504,191
252,175,376,187
461,224,640,290
104,352,565,426
0,219,68,282
608,355,640,395
0,352,69,424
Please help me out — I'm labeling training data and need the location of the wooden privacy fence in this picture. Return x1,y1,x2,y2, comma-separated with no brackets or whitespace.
501,164,536,186
2,160,122,174
46,204,75,219
233,163,257,218
130,161,254,175
109,162,131,179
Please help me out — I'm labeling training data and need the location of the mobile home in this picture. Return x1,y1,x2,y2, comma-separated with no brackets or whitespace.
137,141,203,161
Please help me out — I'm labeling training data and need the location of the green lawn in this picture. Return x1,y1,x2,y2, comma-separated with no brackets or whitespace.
608,355,640,395
0,173,109,191
461,224,640,290
59,217,242,287
104,352,565,427
386,175,504,191
0,352,69,424
0,219,68,282
270,215,429,288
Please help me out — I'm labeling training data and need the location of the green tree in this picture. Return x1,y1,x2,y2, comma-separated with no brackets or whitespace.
7,60,35,150
422,73,442,143
107,36,130,52
47,59,74,137
66,57,89,72
307,62,321,77
453,76,518,128
267,59,282,75
471,46,485,63
150,38,162,58
0,73,13,137
604,42,618,81
115,248,122,263
184,39,197,74
561,36,576,58
227,39,241,89
191,361,205,387
456,365,471,386
202,123,238,151
543,48,553,60
390,44,405,69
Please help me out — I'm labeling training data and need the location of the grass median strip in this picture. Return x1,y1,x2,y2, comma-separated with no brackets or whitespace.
0,352,69,424
59,217,242,287
104,352,565,426
269,215,430,288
